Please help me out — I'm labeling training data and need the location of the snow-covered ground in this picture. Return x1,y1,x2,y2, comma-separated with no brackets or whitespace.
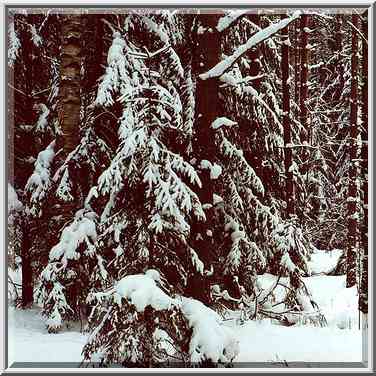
8,307,87,364
8,249,364,366
234,320,362,363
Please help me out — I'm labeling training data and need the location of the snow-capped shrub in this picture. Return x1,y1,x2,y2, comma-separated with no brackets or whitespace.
267,220,318,315
269,220,312,277
82,270,239,367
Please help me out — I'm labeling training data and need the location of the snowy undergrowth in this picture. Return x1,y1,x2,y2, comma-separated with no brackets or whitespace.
84,271,239,365
255,271,359,330
8,274,362,365
8,250,363,365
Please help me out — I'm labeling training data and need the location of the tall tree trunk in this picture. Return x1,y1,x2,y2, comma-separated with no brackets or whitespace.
299,14,310,221
19,16,37,308
194,12,221,206
359,13,368,312
294,20,300,108
281,14,294,217
242,13,265,189
187,11,223,303
299,14,309,145
346,14,359,288
58,13,82,156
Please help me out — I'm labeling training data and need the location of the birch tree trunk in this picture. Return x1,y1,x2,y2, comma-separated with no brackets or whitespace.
58,12,82,155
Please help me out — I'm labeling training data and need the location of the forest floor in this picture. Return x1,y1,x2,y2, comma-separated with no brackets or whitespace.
8,250,364,366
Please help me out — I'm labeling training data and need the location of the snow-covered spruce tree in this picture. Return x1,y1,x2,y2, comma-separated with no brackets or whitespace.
88,14,204,281
267,220,318,317
8,10,63,307
81,15,240,365
192,12,317,313
291,13,344,250
34,11,195,332
36,129,112,331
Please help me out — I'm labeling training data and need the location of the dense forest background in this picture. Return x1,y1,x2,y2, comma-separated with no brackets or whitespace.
7,7,368,367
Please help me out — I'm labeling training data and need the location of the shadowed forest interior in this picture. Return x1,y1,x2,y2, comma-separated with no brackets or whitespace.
7,7,368,367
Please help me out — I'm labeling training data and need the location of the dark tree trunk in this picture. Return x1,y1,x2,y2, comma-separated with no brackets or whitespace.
298,14,311,222
57,13,82,156
299,14,309,145
18,15,38,308
194,13,222,206
21,218,33,308
294,20,300,108
243,13,266,190
187,11,223,303
281,14,294,218
359,13,368,313
346,14,359,288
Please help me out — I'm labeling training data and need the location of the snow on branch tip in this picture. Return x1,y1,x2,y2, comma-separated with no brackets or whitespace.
200,10,302,81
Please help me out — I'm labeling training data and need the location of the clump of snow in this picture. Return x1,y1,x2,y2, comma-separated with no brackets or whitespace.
200,11,301,80
107,32,126,65
8,184,23,213
210,164,222,179
25,141,55,216
200,159,211,170
216,10,249,32
211,117,238,130
145,269,162,282
199,160,222,180
49,209,97,266
35,104,50,132
113,272,174,312
8,22,21,67
180,297,240,363
213,193,224,205
190,248,204,274
308,248,343,275
30,24,43,47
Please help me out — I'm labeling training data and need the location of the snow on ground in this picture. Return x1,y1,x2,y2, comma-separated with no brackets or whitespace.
308,248,343,275
8,275,362,366
234,320,362,363
8,249,363,366
8,307,87,365
305,275,359,329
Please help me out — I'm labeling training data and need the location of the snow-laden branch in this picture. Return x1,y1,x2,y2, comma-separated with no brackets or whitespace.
200,10,301,80
216,10,250,32
346,20,368,44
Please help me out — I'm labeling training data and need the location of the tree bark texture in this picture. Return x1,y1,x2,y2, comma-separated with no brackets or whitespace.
359,13,368,312
281,14,295,218
58,13,82,155
346,14,359,288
